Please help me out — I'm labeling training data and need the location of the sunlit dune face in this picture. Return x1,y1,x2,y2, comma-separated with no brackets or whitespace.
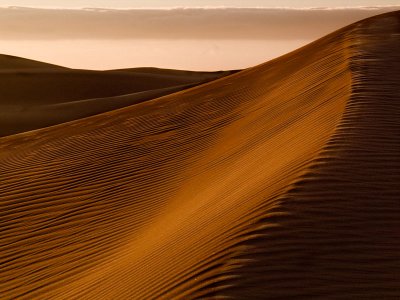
1,11,400,299
1,6,400,299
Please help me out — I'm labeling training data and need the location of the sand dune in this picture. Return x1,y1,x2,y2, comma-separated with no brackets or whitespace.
0,60,235,136
1,11,399,299
0,54,65,70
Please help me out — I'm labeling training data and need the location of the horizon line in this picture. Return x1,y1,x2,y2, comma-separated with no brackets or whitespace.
2,5,400,11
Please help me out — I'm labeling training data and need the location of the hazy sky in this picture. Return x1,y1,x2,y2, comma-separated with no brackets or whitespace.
0,2,397,70
0,0,398,8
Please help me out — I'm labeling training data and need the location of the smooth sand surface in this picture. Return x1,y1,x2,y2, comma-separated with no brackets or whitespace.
0,11,399,299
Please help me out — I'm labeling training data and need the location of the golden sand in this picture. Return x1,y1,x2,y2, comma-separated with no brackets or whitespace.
1,11,399,299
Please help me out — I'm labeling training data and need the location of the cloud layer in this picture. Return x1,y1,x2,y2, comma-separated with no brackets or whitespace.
0,6,398,40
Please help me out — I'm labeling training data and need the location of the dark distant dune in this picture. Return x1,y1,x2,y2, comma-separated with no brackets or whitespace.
0,11,399,299
0,60,235,136
0,54,65,69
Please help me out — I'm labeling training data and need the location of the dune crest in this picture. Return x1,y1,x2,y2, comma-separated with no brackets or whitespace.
1,11,399,299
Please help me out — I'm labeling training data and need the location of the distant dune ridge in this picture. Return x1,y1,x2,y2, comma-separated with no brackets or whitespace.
0,56,235,136
1,11,400,299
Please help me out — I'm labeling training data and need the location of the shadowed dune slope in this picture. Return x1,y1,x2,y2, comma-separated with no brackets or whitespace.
0,60,235,136
0,11,399,299
0,54,65,70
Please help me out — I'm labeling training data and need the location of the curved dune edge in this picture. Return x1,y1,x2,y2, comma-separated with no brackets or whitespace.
0,54,66,70
1,11,399,299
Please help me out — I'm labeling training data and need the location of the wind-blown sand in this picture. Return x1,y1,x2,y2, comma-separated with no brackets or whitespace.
0,11,399,299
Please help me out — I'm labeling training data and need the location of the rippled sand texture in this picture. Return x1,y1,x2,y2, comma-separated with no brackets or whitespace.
1,11,399,299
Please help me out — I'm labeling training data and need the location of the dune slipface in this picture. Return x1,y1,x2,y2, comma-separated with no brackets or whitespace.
0,11,399,299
